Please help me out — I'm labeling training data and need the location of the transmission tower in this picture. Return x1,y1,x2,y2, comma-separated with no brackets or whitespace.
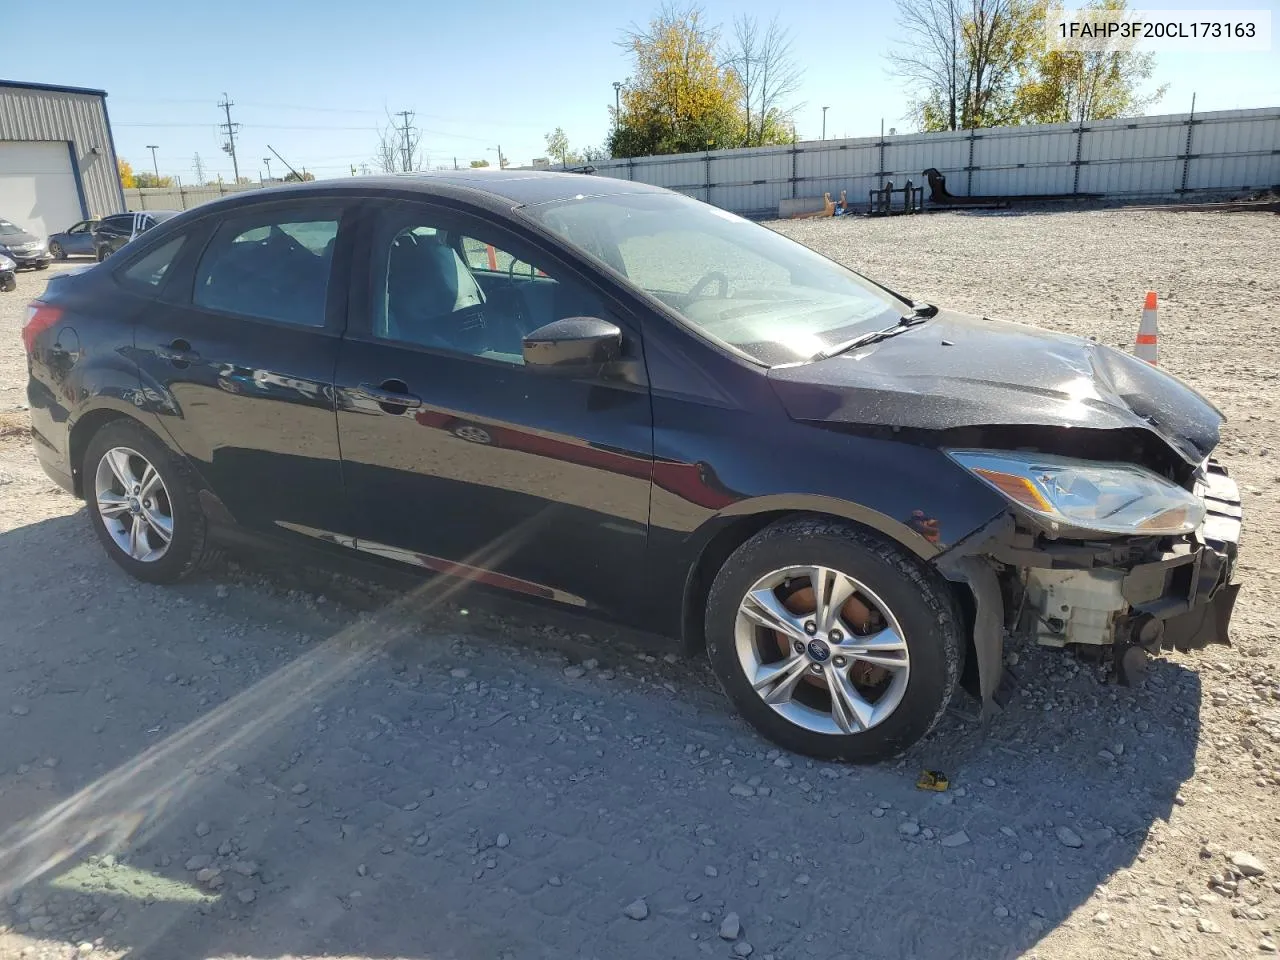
394,110,420,172
191,153,206,184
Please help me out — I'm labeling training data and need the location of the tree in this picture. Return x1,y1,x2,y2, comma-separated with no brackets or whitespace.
725,15,805,146
374,115,419,173
1013,0,1166,122
283,170,316,182
469,158,490,168
374,122,400,173
545,127,572,167
889,0,1039,130
118,159,136,189
609,3,745,157
133,172,173,188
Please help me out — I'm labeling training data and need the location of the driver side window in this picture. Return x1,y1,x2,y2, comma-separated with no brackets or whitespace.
373,212,608,367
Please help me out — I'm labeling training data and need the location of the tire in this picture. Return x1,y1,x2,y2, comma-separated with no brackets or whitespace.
49,242,65,261
705,517,964,763
83,419,208,584
35,262,49,270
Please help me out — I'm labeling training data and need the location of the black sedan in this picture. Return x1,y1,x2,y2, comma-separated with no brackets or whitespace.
47,219,101,259
0,217,51,269
21,173,1242,761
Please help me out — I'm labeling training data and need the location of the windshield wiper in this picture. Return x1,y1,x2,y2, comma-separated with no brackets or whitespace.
808,305,936,362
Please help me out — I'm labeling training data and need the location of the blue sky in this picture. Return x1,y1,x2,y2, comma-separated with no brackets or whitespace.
6,0,1278,182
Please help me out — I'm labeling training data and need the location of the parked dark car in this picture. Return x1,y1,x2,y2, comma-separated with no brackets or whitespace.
0,253,15,292
93,210,179,260
0,217,51,269
21,173,1242,761
48,219,101,260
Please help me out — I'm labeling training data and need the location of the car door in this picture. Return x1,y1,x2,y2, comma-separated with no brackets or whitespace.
95,215,132,258
334,199,654,619
63,221,90,255
130,200,354,543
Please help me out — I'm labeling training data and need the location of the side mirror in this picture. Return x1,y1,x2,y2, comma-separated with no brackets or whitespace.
523,317,622,376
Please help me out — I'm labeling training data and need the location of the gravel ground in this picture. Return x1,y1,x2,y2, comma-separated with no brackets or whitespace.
0,206,1277,960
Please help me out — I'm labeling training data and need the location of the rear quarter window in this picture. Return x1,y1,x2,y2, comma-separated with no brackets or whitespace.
118,236,186,291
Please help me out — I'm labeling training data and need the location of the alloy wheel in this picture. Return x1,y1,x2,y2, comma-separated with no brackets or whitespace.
734,565,911,735
94,446,174,562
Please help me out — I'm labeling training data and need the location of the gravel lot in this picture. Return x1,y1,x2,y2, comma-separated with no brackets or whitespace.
0,206,1277,960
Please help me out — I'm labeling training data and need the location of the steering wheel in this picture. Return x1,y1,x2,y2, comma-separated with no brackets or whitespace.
688,271,730,298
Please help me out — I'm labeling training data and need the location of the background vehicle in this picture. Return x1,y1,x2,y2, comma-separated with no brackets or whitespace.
20,173,1242,762
0,217,51,269
48,219,101,259
0,253,14,292
93,211,179,260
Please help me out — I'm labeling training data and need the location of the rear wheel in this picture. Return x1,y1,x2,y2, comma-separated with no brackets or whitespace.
84,419,208,584
706,517,963,762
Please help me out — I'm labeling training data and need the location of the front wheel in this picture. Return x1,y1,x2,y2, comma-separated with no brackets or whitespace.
84,419,209,584
705,517,964,763
49,242,65,260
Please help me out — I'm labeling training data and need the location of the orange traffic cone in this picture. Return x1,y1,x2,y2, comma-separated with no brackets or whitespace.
1135,291,1158,365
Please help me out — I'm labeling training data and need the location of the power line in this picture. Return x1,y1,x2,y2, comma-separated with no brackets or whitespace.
218,93,241,184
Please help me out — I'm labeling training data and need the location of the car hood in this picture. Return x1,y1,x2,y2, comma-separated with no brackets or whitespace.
766,309,1223,466
0,229,40,246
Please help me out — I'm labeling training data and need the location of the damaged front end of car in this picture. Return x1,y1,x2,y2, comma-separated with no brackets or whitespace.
938,451,1242,710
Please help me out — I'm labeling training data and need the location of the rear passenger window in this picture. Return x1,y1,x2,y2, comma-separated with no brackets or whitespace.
120,236,185,289
193,209,339,327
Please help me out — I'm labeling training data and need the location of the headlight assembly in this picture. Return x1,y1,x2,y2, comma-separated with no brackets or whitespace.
947,450,1204,536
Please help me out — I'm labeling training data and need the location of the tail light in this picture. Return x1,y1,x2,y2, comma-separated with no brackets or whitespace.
22,301,62,355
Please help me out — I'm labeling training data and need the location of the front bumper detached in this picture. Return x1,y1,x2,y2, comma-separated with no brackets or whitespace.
1122,459,1242,649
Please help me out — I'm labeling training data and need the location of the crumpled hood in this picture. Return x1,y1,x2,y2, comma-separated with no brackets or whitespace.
766,309,1223,465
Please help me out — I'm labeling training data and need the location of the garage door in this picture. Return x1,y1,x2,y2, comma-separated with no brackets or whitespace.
0,141,85,241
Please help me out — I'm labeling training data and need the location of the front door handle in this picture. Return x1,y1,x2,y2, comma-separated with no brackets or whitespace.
358,381,422,410
157,339,199,366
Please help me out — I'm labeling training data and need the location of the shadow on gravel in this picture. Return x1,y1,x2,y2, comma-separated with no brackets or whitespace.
0,513,1202,960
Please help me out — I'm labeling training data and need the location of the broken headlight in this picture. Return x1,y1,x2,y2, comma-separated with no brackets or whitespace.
947,450,1204,536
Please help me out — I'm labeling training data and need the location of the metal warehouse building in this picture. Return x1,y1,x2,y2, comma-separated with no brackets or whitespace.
0,79,124,239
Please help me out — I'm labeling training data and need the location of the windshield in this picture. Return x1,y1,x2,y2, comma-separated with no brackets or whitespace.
0,219,27,236
521,191,905,365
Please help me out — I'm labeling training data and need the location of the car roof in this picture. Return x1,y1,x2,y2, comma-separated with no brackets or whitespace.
201,170,667,209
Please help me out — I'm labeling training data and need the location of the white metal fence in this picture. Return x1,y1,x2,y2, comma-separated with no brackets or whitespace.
586,106,1280,217
124,181,266,212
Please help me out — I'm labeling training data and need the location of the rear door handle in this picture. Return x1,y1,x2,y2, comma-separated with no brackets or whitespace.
157,339,199,365
358,381,422,409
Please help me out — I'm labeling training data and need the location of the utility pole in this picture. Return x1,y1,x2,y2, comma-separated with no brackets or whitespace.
146,145,160,179
263,157,273,181
191,153,206,184
612,80,622,126
218,93,241,184
821,106,829,141
394,110,417,172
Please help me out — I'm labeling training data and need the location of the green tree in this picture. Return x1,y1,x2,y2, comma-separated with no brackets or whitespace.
283,170,316,182
133,172,174,188
609,3,745,157
469,158,490,168
545,127,571,167
890,0,1041,130
1014,0,1166,122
